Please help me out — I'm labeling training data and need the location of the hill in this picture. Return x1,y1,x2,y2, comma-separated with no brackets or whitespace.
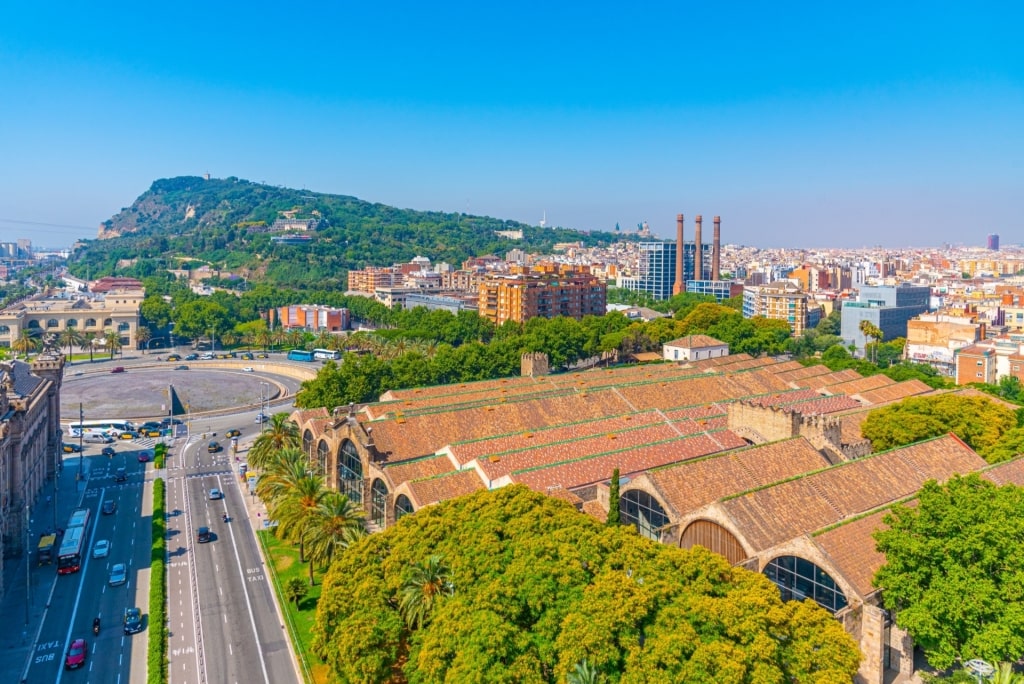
70,176,630,289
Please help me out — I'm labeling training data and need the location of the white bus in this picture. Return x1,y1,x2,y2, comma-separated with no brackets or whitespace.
312,348,341,361
66,419,137,437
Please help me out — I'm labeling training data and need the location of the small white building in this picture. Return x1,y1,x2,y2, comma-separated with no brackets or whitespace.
663,335,729,362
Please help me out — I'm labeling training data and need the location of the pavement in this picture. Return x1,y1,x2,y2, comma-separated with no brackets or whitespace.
0,454,90,681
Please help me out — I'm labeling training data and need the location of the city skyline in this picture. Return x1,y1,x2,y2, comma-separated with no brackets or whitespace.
1,3,1020,249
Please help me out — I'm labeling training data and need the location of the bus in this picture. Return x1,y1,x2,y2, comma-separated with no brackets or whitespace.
67,507,90,529
57,526,87,574
312,348,341,361
66,419,136,437
287,349,315,362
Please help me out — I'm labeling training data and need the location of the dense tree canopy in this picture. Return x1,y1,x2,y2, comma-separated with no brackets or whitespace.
861,394,1023,463
874,474,1024,669
312,486,860,684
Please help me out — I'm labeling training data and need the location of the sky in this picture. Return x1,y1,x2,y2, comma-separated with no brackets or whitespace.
0,1,1021,249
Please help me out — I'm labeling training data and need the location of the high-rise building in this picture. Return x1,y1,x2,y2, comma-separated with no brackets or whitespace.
619,240,710,301
742,281,819,336
478,267,606,325
988,234,1000,251
840,284,931,354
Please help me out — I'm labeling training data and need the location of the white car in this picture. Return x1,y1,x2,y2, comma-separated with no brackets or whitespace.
209,488,222,500
109,563,127,586
93,539,110,559
241,367,254,373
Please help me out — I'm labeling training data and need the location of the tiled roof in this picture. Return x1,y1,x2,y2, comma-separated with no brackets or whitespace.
11,360,44,396
856,379,933,405
774,364,834,385
823,374,893,396
799,369,862,390
406,469,485,508
813,510,889,598
643,437,832,516
664,334,727,349
382,454,455,487
784,395,863,415
982,457,1024,487
838,409,873,444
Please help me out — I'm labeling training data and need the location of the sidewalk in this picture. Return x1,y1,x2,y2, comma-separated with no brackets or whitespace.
0,455,90,681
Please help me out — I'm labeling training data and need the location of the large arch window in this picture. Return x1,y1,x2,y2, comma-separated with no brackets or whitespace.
337,440,363,503
302,430,314,459
85,318,97,328
0,325,9,334
47,318,59,328
620,489,669,541
371,479,388,528
66,319,78,329
763,555,848,614
316,440,329,475
27,320,41,329
395,494,414,520
103,318,113,327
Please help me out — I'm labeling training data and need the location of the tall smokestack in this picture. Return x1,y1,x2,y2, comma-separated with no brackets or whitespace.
672,214,684,295
712,216,721,281
694,215,703,281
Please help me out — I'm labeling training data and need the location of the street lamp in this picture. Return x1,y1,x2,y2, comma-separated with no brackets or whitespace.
259,382,270,433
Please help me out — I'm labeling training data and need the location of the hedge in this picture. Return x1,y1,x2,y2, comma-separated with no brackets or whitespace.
148,477,167,683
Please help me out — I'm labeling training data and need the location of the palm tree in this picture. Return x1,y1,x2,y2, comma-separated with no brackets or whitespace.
859,320,883,363
241,330,256,352
58,327,85,360
304,492,366,582
992,662,1024,684
80,332,96,363
286,330,304,351
269,469,326,565
102,330,123,359
567,659,602,684
221,331,238,351
249,414,300,471
255,329,272,354
398,555,454,630
134,326,151,353
12,329,41,359
270,329,287,352
255,448,306,505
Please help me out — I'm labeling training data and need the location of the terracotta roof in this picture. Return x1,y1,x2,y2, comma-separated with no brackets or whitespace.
774,364,834,385
664,335,727,349
581,499,607,522
982,457,1024,487
382,454,456,487
856,379,933,405
823,374,893,396
813,510,889,598
406,469,485,508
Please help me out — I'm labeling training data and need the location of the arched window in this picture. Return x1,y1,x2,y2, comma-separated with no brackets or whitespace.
0,325,9,334
395,494,414,520
337,440,363,503
27,320,41,329
118,322,130,332
302,430,314,459
316,440,329,475
763,556,848,614
103,318,112,327
66,319,78,329
620,489,670,541
371,479,388,528
85,318,97,328
47,318,59,328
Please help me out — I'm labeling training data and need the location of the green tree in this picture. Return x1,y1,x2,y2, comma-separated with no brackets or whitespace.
58,326,84,360
567,659,602,684
284,576,308,607
270,470,327,572
134,326,151,352
399,554,454,631
606,469,620,526
249,414,300,471
874,474,1024,669
12,329,40,359
80,332,96,363
304,492,366,579
140,295,173,330
859,320,884,363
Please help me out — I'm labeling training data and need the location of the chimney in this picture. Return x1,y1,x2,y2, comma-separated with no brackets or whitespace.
712,216,721,281
672,214,684,295
694,215,703,281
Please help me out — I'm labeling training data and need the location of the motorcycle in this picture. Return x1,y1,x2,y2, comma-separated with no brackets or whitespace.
92,617,100,635
222,513,229,523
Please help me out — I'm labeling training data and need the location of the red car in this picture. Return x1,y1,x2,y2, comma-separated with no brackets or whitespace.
138,452,151,463
65,638,88,669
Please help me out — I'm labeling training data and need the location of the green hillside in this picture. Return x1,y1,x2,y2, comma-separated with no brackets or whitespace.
69,176,629,289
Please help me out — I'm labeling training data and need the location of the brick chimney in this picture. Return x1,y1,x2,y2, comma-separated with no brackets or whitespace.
672,214,684,295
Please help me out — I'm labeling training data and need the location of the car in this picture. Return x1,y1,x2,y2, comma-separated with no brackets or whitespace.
65,638,88,669
102,499,117,515
140,421,161,431
84,433,115,444
166,354,181,361
185,353,198,361
109,563,127,586
92,539,110,559
197,526,211,543
101,446,116,458
143,429,161,437
138,452,151,463
119,431,138,440
199,353,214,360
209,488,222,500
174,365,189,370
225,429,241,438
160,418,183,427
240,352,254,360
114,468,127,483
207,441,222,453
255,352,268,358
123,607,144,634
241,366,255,373
255,413,270,424
62,443,82,453
110,366,126,374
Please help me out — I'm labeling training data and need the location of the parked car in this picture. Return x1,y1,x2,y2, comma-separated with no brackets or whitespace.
102,499,117,515
174,365,189,370
92,539,110,559
65,638,88,669
240,352,254,360
166,354,181,362
110,366,126,374
62,443,82,453
207,441,222,453
197,526,211,543
185,353,198,361
225,429,241,438
84,433,115,444
109,563,127,586
200,353,214,360
123,607,143,634
119,431,138,440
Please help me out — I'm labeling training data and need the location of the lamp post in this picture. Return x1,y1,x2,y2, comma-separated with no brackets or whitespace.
78,403,84,479
259,382,270,433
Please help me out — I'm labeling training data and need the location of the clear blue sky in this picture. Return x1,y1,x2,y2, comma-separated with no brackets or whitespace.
1,1,1020,249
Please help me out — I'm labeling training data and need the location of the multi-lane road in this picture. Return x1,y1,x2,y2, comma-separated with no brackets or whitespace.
19,409,299,684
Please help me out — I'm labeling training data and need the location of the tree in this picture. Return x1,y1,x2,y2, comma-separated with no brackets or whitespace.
102,330,123,359
284,576,308,607
859,320,884,363
270,471,327,570
398,554,454,630
58,326,84,360
567,659,602,684
304,492,366,580
606,469,620,526
80,332,96,363
12,329,40,359
139,295,173,330
248,413,300,471
874,474,1024,669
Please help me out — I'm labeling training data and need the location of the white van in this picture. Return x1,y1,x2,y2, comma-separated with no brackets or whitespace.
83,432,115,444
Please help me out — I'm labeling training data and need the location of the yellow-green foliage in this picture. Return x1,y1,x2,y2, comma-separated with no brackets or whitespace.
312,486,860,684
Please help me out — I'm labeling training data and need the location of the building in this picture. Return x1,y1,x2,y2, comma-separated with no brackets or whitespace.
685,280,743,302
662,335,729,362
953,344,998,385
478,268,606,325
0,289,144,351
905,311,985,376
347,266,400,294
275,305,350,333
742,281,820,336
0,352,65,600
840,284,931,354
988,234,1000,251
403,292,478,314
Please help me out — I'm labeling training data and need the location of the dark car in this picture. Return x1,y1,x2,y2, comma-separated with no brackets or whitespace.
65,638,88,669
102,499,117,515
185,353,198,361
62,443,83,453
110,366,126,374
254,413,270,424
255,352,269,358
123,607,143,634
225,429,241,438
101,446,116,458
197,526,211,543
119,430,139,440
174,365,189,370
137,451,151,462
114,468,127,483
166,354,181,362
207,441,222,453
161,418,183,427
240,352,254,360
140,421,162,432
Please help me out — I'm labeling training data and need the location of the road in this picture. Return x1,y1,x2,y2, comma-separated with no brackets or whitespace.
164,412,299,684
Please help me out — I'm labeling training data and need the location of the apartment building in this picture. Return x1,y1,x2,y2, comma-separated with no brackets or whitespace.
478,267,606,325
742,281,821,336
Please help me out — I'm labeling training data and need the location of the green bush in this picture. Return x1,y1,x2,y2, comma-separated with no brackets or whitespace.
148,478,166,683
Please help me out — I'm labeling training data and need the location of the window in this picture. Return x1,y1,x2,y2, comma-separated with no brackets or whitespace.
302,430,313,459
103,318,112,327
395,494,414,520
977,361,983,366
337,440,363,503
620,489,669,540
371,479,388,527
47,318,59,328
85,319,97,328
67,319,78,329
977,372,983,378
316,440,329,474
764,555,848,614
0,325,9,334
118,322,130,332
